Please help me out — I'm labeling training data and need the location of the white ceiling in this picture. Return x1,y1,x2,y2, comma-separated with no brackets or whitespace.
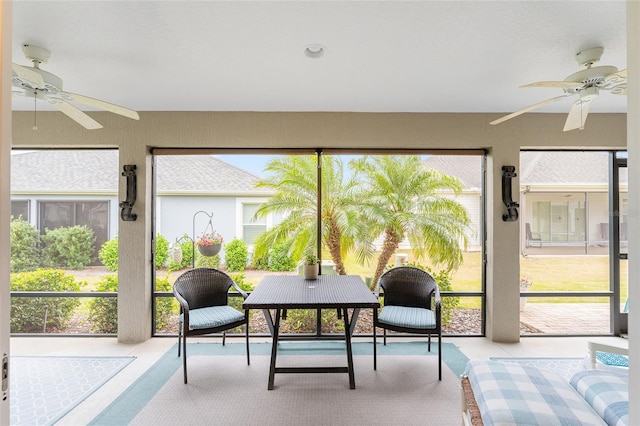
11,1,628,120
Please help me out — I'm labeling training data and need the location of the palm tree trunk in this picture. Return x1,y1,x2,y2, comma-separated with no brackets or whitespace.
326,217,346,274
371,229,401,289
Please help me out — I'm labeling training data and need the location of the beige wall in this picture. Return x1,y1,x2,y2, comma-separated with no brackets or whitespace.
11,111,627,343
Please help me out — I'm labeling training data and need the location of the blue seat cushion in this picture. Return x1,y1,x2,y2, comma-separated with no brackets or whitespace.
596,351,629,367
378,305,436,329
181,306,245,330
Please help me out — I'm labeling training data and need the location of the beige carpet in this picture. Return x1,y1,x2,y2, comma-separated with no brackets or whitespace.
129,354,461,425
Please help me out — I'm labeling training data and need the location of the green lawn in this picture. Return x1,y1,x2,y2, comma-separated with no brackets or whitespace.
339,251,626,307
71,250,628,309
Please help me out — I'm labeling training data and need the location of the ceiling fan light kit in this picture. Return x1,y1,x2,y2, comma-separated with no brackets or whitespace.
12,44,140,130
490,47,626,132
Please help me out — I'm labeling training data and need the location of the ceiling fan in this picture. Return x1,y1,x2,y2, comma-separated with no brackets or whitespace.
490,47,627,132
12,44,140,130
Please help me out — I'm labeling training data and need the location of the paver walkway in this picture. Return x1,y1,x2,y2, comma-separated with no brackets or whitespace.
520,303,611,334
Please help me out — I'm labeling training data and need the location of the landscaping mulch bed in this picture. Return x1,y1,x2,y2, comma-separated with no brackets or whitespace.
57,307,541,336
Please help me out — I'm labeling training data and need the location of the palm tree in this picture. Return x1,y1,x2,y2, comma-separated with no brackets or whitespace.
351,155,471,288
252,155,364,275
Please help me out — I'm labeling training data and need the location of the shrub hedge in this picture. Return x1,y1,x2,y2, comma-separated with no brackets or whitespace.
10,269,82,333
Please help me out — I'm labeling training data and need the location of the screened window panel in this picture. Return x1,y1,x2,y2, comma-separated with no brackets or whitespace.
11,200,29,221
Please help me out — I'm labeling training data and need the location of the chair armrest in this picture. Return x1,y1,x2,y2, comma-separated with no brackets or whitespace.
587,341,628,369
230,279,249,299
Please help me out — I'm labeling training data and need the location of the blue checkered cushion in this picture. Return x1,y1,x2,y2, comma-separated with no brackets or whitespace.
465,360,607,426
377,305,436,329
570,369,628,426
181,306,245,330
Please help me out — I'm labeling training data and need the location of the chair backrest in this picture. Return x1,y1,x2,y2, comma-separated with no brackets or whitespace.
173,268,234,310
377,266,438,309
525,223,533,239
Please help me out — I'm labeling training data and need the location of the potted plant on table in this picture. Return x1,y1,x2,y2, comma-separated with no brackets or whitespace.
196,231,223,257
303,252,319,280
519,277,533,311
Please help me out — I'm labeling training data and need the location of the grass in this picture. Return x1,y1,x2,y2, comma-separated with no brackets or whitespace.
69,250,628,308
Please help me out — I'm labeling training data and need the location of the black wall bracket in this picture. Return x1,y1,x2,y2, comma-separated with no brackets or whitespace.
501,165,519,222
119,165,137,221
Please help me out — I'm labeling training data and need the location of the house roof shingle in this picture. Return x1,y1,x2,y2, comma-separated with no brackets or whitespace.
423,151,626,189
11,150,270,195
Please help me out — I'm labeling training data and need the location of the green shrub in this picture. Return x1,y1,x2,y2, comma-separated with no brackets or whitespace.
88,275,118,333
252,253,269,270
99,237,119,271
10,269,82,333
155,275,175,330
10,216,41,273
99,234,169,271
41,225,95,270
224,238,248,272
195,253,220,268
284,309,342,333
268,244,296,272
88,275,175,334
155,234,169,269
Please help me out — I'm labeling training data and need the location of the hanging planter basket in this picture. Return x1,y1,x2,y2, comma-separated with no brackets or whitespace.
198,243,221,257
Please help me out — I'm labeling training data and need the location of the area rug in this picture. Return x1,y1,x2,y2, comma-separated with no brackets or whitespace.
90,341,468,425
489,357,585,381
10,356,135,426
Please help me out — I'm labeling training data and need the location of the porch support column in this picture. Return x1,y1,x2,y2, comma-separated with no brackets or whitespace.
117,145,152,342
486,146,520,342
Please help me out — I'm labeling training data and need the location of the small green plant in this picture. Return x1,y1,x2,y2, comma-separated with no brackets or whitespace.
10,269,82,333
41,225,96,270
99,237,119,271
268,244,296,272
10,216,41,273
520,277,533,289
303,252,319,265
225,238,248,272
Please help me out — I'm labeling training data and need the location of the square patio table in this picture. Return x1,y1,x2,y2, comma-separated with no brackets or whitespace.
243,274,380,390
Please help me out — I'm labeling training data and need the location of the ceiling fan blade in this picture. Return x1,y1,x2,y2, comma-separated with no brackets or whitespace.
50,100,103,130
62,91,140,120
12,63,44,87
612,69,627,78
490,95,571,126
520,81,582,89
563,98,593,132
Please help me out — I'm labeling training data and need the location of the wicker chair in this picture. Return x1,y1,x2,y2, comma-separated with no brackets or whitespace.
373,266,442,380
173,268,250,383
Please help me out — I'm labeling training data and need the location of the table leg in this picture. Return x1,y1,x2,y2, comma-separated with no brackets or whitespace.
262,309,275,336
349,308,361,336
342,307,356,389
268,308,281,390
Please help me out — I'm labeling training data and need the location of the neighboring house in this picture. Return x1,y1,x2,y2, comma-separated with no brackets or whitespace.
424,151,628,253
12,150,625,263
10,150,275,262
